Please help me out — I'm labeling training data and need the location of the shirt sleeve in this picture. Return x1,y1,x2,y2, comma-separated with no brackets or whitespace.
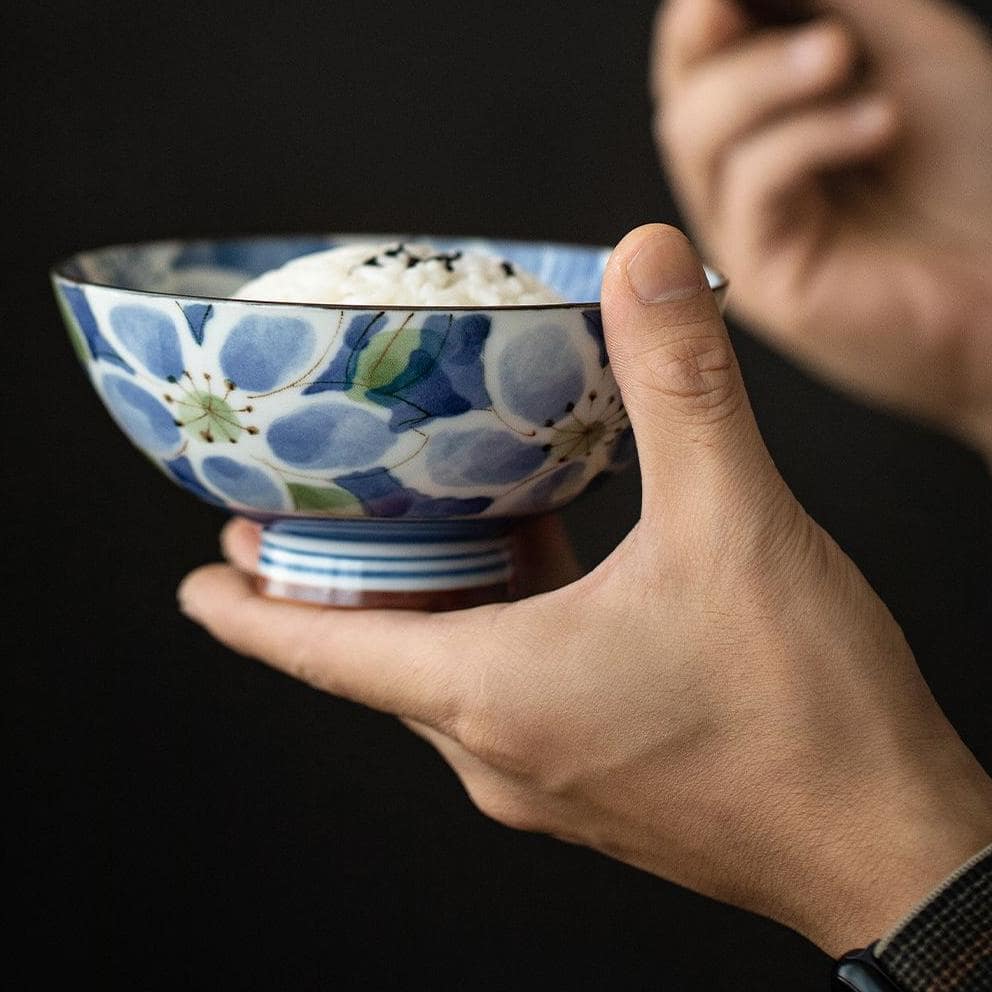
873,844,991,992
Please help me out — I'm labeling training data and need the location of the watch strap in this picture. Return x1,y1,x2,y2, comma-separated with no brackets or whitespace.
833,945,903,991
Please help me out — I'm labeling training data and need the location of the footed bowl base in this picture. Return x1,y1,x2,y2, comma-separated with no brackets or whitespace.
256,519,515,611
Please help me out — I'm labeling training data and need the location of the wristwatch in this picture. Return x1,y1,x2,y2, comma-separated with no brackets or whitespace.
829,844,991,992
832,945,902,992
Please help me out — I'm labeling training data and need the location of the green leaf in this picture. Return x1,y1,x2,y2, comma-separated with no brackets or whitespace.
287,482,364,515
354,325,421,392
56,289,90,367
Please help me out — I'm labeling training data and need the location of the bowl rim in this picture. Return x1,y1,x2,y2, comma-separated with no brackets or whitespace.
50,232,729,313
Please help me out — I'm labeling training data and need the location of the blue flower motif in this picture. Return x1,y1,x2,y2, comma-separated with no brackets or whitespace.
304,311,492,430
497,323,585,424
304,310,389,395
219,315,316,391
201,456,285,511
425,427,546,486
267,403,395,469
101,373,180,455
164,455,226,507
109,305,185,380
335,468,492,518
582,309,608,368
60,285,133,371
180,303,213,346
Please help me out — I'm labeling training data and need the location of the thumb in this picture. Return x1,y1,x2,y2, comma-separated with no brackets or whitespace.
602,224,775,515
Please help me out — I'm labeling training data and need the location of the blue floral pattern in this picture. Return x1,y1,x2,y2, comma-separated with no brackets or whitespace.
109,305,185,380
497,322,586,424
54,246,634,521
425,428,546,486
303,311,492,430
267,403,395,470
101,373,181,454
335,468,492,518
201,456,285,511
220,315,316,391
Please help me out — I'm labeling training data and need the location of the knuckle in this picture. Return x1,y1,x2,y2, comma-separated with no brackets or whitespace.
445,607,546,777
637,329,744,425
458,713,542,779
466,782,546,834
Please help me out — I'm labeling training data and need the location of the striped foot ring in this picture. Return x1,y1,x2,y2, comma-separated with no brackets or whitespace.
257,520,515,610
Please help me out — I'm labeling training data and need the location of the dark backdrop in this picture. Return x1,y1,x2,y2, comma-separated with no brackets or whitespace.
7,2,991,988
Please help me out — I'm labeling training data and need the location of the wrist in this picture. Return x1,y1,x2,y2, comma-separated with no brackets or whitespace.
783,749,992,956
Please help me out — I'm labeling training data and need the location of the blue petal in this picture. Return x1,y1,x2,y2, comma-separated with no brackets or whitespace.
164,455,226,506
109,305,185,380
498,324,585,424
335,468,492,518
267,404,394,469
379,313,491,430
60,285,133,371
220,315,316,391
180,303,213,346
201,456,285,511
101,374,181,455
582,309,608,368
426,428,546,486
303,311,493,431
303,311,389,396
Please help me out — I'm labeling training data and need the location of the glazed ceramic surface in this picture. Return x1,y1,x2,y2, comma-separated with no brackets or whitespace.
53,236,725,605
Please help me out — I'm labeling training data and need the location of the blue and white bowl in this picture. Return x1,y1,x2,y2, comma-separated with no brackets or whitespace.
52,235,726,607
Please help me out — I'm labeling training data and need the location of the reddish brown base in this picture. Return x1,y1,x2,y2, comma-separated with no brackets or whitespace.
256,575,512,611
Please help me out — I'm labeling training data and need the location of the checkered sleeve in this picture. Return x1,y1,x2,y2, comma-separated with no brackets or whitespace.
873,844,991,992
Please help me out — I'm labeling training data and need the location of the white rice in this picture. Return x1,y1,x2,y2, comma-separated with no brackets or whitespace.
234,241,563,307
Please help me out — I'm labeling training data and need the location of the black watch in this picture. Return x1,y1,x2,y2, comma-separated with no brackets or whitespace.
832,945,903,992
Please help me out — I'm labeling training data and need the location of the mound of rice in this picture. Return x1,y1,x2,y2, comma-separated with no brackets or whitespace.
234,241,563,307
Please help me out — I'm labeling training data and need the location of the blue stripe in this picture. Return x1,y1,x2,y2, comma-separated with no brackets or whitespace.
261,543,507,564
269,519,511,544
258,555,510,581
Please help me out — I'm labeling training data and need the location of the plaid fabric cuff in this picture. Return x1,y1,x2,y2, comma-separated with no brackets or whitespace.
874,844,991,992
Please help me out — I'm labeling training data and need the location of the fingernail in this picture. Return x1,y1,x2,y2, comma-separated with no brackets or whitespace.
626,231,708,303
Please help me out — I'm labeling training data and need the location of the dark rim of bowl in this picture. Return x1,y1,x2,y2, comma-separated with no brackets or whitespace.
49,233,729,312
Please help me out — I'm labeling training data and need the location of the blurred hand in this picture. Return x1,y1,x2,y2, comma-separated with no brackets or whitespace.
653,0,992,460
179,225,992,955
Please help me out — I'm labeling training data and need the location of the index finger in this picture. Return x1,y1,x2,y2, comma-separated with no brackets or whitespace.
177,564,493,729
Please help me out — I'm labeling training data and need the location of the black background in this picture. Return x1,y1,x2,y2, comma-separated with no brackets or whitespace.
7,2,991,988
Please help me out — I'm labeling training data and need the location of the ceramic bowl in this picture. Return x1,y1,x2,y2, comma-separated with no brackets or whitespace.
52,235,727,609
